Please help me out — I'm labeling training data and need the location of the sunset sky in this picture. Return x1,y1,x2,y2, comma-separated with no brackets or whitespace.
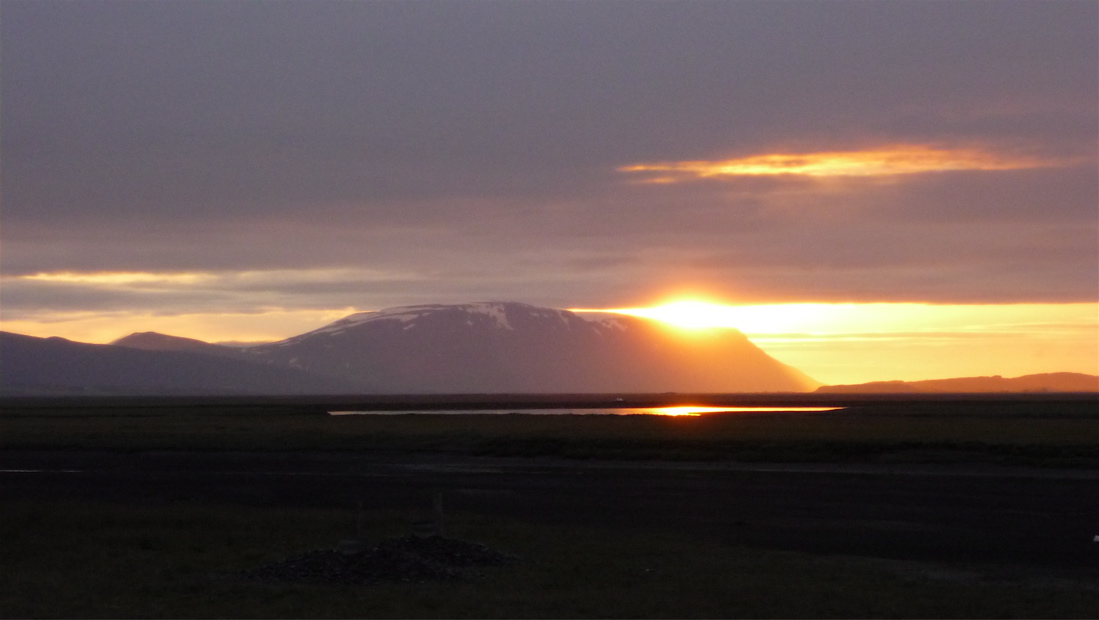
2,0,1096,385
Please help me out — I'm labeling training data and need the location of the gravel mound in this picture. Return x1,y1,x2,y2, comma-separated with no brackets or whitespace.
243,535,520,585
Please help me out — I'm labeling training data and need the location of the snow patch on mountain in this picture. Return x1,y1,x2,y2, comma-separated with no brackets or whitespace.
270,312,377,345
235,301,820,392
263,304,648,352
271,307,430,345
464,302,513,330
270,302,550,345
575,312,630,331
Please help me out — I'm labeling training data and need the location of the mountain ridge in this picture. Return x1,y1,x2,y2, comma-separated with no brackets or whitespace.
241,302,820,393
815,372,1098,394
111,331,246,358
8,302,1091,396
0,332,355,396
0,302,818,395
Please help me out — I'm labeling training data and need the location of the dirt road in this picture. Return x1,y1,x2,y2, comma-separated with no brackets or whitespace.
3,450,1097,570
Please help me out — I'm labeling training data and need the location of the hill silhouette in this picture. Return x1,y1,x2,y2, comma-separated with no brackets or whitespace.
1,302,819,395
239,302,820,393
0,332,353,396
816,372,1098,394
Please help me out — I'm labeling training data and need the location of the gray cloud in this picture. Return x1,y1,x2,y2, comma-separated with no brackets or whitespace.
2,0,1095,315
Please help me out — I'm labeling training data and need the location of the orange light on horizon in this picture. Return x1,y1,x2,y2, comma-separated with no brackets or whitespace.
649,406,707,416
619,144,1065,183
641,406,843,416
4,299,1095,386
330,406,845,417
581,300,839,333
576,300,1098,385
0,309,360,345
610,300,738,329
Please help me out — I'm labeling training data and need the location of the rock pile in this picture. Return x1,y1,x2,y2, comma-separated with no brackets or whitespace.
242,535,519,585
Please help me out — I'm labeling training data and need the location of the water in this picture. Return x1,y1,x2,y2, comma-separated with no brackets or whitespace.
329,406,843,417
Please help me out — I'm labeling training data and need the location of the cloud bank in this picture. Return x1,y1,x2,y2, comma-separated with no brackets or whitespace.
2,0,1095,322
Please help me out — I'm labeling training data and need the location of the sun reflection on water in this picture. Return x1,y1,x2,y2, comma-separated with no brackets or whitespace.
329,406,843,417
642,406,843,416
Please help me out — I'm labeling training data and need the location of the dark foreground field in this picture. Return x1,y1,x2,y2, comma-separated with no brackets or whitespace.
2,394,1098,618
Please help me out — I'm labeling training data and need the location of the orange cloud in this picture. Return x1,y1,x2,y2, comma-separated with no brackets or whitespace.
618,145,1062,183
18,271,215,286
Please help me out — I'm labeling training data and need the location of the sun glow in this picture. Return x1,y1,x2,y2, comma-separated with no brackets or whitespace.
3,293,1095,385
649,406,708,416
643,406,842,416
613,301,735,329
577,300,1099,384
0,309,361,345
595,301,832,333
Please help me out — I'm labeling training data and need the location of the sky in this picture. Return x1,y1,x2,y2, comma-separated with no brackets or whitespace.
1,0,1096,385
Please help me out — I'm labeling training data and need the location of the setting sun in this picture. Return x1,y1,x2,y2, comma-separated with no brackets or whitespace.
588,300,831,333
613,301,737,329
573,301,1098,385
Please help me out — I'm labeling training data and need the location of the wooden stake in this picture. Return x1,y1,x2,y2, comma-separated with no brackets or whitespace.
433,491,445,537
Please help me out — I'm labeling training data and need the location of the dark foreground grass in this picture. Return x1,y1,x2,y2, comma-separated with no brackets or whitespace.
3,402,1098,465
4,499,1098,619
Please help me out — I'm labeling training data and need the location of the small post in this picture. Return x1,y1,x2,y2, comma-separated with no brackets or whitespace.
433,491,445,538
336,499,368,554
356,499,365,539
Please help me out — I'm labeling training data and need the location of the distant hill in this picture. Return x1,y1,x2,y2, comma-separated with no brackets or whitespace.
111,331,245,358
1,301,824,395
816,372,1099,394
240,302,820,393
0,332,354,396
9,301,818,395
12,303,1095,397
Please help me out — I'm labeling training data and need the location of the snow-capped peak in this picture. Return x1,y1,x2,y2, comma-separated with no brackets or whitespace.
276,311,379,342
574,311,631,331
462,302,514,330
238,301,820,392
269,302,548,345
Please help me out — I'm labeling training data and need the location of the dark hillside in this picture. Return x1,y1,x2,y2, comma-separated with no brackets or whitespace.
243,302,819,393
818,372,1099,394
0,332,354,395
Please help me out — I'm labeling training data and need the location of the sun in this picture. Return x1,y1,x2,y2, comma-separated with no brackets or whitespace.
583,299,837,333
625,301,736,329
591,300,748,330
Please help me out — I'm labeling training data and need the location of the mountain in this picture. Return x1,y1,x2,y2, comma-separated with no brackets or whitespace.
2,302,819,395
240,302,820,393
0,332,354,396
816,372,1099,394
111,331,244,358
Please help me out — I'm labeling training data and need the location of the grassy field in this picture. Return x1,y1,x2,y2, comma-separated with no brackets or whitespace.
3,396,1098,617
3,397,1097,465
5,499,1098,618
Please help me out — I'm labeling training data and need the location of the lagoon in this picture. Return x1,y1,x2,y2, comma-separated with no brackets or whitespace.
329,406,843,417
